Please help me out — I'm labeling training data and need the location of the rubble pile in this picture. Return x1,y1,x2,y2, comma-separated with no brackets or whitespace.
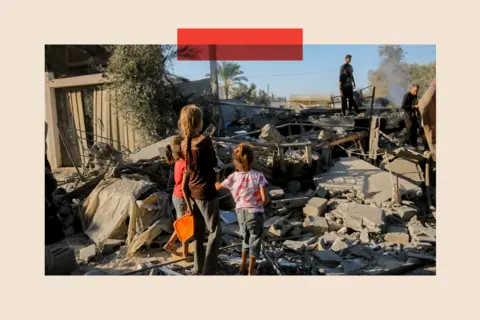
47,101,436,276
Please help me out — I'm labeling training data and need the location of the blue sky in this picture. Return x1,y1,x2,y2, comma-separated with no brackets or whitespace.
171,45,436,98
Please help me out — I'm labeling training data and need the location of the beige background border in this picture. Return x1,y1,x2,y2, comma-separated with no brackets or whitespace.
0,0,476,319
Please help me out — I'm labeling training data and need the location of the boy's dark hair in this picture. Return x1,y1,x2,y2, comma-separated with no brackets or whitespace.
412,84,420,89
233,143,254,172
345,54,352,59
165,135,184,164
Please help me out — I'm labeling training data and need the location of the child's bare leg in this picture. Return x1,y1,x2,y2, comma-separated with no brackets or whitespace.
248,256,256,275
182,241,190,258
163,232,179,255
239,251,248,274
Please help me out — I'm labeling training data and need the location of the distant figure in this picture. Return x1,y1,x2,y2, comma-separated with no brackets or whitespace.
401,84,420,147
339,54,360,115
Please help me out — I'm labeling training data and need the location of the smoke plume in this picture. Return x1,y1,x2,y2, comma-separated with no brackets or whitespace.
379,60,409,106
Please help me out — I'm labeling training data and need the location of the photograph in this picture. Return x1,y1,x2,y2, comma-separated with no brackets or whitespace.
44,43,436,276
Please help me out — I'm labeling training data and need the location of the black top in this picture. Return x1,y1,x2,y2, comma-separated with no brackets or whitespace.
401,92,418,114
339,63,355,88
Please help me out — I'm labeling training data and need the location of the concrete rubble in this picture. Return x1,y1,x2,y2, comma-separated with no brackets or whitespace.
48,99,436,276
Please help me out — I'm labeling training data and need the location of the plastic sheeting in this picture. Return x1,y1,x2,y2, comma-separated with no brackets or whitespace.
82,178,172,250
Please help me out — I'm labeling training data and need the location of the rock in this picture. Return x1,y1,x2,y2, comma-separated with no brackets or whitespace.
79,245,98,262
303,216,329,236
407,216,436,243
268,186,285,200
287,181,301,195
283,240,306,253
303,197,328,217
350,245,374,260
259,124,284,144
385,226,410,244
264,215,281,229
102,239,124,255
337,227,348,235
390,205,418,222
305,189,315,197
360,228,370,244
330,239,349,252
313,250,342,267
269,219,294,237
341,259,368,274
336,202,386,233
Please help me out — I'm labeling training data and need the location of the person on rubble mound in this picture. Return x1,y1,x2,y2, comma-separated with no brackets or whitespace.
401,84,420,148
339,54,360,116
180,105,221,275
215,143,269,276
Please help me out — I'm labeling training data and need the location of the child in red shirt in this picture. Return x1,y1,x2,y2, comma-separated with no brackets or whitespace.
163,136,190,257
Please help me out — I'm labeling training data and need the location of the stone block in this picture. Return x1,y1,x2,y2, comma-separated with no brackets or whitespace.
268,186,285,200
303,197,328,217
385,226,410,244
391,205,418,222
337,202,386,233
330,239,349,252
283,240,305,253
303,216,329,236
79,244,98,262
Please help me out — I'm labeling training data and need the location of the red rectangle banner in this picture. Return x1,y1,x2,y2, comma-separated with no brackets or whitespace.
177,28,303,61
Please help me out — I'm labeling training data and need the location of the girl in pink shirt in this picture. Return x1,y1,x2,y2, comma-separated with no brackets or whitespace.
216,143,269,275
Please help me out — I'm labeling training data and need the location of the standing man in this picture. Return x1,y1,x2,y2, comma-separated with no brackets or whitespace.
401,84,420,147
339,54,360,115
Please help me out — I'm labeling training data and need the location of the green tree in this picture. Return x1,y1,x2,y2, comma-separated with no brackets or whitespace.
207,61,248,99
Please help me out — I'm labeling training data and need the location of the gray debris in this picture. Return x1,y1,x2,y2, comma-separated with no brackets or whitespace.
303,216,329,236
313,250,342,267
303,197,328,217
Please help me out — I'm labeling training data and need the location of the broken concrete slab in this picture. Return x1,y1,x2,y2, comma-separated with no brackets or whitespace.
303,216,329,236
79,245,98,262
283,240,306,253
407,252,436,262
330,239,349,252
102,239,124,255
303,197,328,217
270,197,309,210
313,250,342,267
407,216,436,243
129,136,175,162
313,157,422,206
360,228,370,244
336,202,386,233
389,205,418,222
380,158,424,186
349,245,374,260
385,226,410,244
341,259,368,274
269,219,294,237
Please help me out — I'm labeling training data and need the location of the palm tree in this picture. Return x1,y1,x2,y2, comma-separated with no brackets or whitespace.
206,61,248,99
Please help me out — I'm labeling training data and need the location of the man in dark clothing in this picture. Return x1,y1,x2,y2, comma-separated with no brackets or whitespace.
339,54,360,115
401,84,420,147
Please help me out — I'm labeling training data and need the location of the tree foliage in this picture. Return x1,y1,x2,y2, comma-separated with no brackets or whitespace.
231,83,272,106
208,61,248,99
104,45,177,144
368,45,436,106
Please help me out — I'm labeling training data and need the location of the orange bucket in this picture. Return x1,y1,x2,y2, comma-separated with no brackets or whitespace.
174,211,194,243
